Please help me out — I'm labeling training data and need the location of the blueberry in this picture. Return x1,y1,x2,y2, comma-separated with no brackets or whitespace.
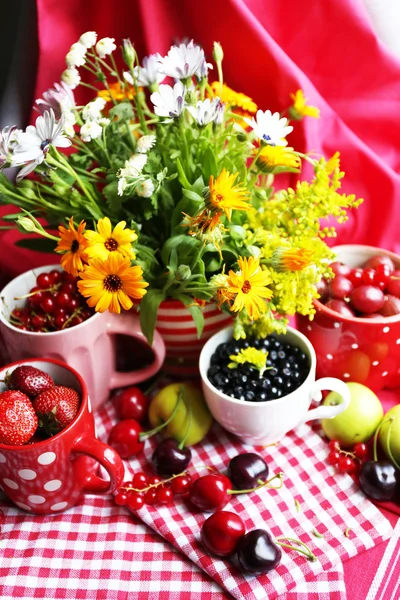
214,373,229,388
258,391,268,401
261,377,271,390
284,380,295,392
293,371,301,381
253,338,263,349
269,386,279,398
269,350,278,361
282,367,292,379
233,386,245,398
269,367,279,377
245,390,256,402
272,376,284,387
277,350,286,360
208,365,220,378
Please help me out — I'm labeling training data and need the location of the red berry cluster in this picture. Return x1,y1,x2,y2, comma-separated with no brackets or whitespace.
9,269,93,332
114,471,192,510
327,440,368,473
317,255,400,318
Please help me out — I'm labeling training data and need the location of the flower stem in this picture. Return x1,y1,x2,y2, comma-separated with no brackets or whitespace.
139,386,184,440
129,65,148,134
178,403,192,449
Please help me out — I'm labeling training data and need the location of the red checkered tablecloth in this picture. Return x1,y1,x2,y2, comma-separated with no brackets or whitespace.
0,396,394,599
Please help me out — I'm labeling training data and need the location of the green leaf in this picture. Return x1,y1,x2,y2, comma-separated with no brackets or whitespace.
182,189,203,202
175,293,205,338
201,147,218,180
109,102,134,121
15,237,57,253
161,235,199,266
103,180,122,213
139,289,166,346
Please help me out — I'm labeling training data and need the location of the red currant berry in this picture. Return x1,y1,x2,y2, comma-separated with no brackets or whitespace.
68,297,80,311
156,487,174,504
60,282,75,294
337,455,355,473
148,476,162,486
48,269,62,284
70,315,84,327
127,492,144,511
40,295,56,314
328,440,341,451
62,272,77,283
348,268,363,287
31,313,46,328
144,489,158,505
114,490,129,506
328,450,341,466
171,475,192,495
55,313,68,328
353,442,368,459
36,272,51,289
28,286,44,307
55,291,71,308
132,472,149,489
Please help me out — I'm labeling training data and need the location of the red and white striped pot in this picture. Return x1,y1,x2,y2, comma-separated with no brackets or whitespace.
155,300,232,376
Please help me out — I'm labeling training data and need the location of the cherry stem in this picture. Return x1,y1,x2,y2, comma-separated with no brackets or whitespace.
14,285,59,300
121,470,187,494
227,472,284,495
384,418,400,471
274,537,317,562
178,402,192,449
373,418,391,462
138,386,184,441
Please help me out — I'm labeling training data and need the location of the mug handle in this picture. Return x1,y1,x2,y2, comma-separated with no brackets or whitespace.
73,435,125,495
301,377,351,424
106,311,165,390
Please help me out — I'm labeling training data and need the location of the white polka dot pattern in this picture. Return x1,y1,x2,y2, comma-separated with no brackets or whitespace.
50,501,68,511
44,479,62,492
382,371,388,377
372,361,379,366
326,354,333,360
3,478,19,490
15,502,32,511
351,344,359,349
383,326,390,333
18,469,37,481
37,452,56,465
0,453,6,463
28,495,46,505
333,322,340,328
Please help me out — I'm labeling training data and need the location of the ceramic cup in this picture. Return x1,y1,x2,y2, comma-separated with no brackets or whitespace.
296,245,400,391
0,265,166,411
0,358,125,515
199,326,351,446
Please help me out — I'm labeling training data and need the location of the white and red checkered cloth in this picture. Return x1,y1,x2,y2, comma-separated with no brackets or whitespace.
0,397,394,599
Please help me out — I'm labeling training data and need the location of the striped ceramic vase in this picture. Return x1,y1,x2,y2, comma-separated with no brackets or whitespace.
155,300,232,376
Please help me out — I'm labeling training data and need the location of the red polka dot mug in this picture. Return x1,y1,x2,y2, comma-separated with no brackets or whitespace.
297,245,400,392
0,358,125,515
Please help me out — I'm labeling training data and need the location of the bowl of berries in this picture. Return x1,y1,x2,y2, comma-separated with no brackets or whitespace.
0,265,165,410
0,358,124,514
296,245,400,391
199,326,351,446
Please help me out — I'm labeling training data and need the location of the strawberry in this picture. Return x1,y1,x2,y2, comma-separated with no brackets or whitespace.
5,365,54,398
33,386,80,435
0,390,38,445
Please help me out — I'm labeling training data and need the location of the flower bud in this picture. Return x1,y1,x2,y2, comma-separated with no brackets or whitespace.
122,38,135,70
236,132,247,142
17,217,37,233
177,265,191,281
213,42,224,64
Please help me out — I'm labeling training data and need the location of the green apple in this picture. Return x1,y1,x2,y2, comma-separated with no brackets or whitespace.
321,382,383,448
379,405,400,468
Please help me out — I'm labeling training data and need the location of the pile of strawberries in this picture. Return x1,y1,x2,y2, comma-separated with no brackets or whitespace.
0,365,80,445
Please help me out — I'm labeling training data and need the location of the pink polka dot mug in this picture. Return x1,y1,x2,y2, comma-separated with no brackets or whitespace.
297,245,400,391
0,358,125,515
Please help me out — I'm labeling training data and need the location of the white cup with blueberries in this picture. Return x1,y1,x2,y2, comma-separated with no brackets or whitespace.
199,326,351,446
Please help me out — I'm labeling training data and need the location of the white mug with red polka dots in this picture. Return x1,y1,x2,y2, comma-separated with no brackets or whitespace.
0,358,125,515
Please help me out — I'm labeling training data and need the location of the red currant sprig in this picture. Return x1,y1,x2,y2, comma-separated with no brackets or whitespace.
327,440,368,474
114,470,192,511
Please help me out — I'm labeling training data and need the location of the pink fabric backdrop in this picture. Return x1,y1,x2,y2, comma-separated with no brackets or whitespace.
1,0,400,279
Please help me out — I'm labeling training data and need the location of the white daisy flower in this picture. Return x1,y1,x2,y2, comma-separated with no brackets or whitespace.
80,121,103,142
0,126,19,168
186,98,223,126
123,154,148,177
66,42,87,68
124,53,165,88
12,109,71,181
35,82,75,120
82,97,107,122
61,68,81,89
244,110,293,146
136,179,155,197
136,135,156,153
117,177,128,196
150,82,185,119
79,31,97,48
158,40,207,80
96,37,117,59
63,111,76,137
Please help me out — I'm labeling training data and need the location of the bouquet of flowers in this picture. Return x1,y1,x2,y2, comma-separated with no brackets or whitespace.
0,33,363,343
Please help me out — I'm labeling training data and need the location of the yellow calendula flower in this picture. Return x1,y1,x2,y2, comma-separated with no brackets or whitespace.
227,256,273,320
77,253,148,314
211,272,235,308
85,217,137,261
228,347,267,377
56,217,89,277
98,82,136,103
271,247,315,272
210,82,257,114
257,146,301,173
206,169,251,221
326,151,340,174
290,90,320,119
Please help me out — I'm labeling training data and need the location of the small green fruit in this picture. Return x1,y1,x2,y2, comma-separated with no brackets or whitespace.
379,405,400,468
321,382,383,448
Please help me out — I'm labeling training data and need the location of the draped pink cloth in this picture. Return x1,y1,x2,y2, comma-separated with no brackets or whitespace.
1,0,400,277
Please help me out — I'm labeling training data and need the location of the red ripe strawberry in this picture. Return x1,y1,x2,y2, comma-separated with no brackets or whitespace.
33,386,80,435
5,365,54,398
0,390,38,445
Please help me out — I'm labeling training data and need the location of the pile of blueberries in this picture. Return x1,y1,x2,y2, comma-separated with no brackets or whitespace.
207,335,310,402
